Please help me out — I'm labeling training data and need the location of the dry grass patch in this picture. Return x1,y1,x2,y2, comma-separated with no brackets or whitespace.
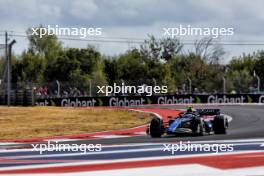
0,107,151,140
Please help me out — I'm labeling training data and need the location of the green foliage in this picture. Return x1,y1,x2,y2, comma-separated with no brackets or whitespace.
228,70,253,93
254,51,264,87
27,25,62,61
10,29,264,94
140,35,182,62
65,46,101,74
229,54,256,73
44,54,80,82
117,49,148,81
12,51,45,83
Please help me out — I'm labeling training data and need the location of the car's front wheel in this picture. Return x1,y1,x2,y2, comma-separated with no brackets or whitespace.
213,115,228,134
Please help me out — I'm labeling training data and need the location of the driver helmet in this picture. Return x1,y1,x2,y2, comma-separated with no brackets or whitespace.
187,106,196,113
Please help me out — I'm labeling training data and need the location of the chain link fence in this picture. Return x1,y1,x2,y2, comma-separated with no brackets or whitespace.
0,76,261,105
32,79,167,99
20,77,262,100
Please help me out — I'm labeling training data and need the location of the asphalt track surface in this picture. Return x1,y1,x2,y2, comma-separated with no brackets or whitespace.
62,105,264,146
0,105,264,175
1,105,264,147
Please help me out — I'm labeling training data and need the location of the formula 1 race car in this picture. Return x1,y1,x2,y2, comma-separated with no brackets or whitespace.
147,107,229,138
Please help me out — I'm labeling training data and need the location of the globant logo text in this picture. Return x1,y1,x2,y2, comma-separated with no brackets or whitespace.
61,98,97,107
207,95,245,103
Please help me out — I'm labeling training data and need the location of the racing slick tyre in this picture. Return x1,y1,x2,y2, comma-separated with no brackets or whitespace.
192,118,204,136
213,115,227,134
150,117,164,138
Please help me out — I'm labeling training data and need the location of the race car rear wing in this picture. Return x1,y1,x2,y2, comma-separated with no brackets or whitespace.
197,109,220,115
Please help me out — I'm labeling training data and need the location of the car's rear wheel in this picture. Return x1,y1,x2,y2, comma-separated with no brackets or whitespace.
150,117,164,138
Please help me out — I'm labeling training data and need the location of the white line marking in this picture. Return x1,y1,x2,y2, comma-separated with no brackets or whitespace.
0,142,23,146
0,150,263,171
93,135,133,138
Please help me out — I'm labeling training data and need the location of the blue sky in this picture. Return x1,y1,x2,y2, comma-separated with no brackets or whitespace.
0,0,264,63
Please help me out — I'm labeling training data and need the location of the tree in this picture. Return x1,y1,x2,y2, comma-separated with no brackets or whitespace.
229,53,256,73
117,49,148,81
44,54,80,82
104,58,120,84
228,70,253,93
254,51,264,89
12,51,45,83
140,35,182,62
10,26,264,95
65,46,101,75
26,25,62,62
194,37,225,64
227,53,256,92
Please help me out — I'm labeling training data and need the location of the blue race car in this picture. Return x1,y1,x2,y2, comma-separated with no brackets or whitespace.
148,107,228,138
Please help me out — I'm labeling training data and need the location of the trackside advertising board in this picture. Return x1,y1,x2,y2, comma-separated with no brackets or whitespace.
35,94,264,107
